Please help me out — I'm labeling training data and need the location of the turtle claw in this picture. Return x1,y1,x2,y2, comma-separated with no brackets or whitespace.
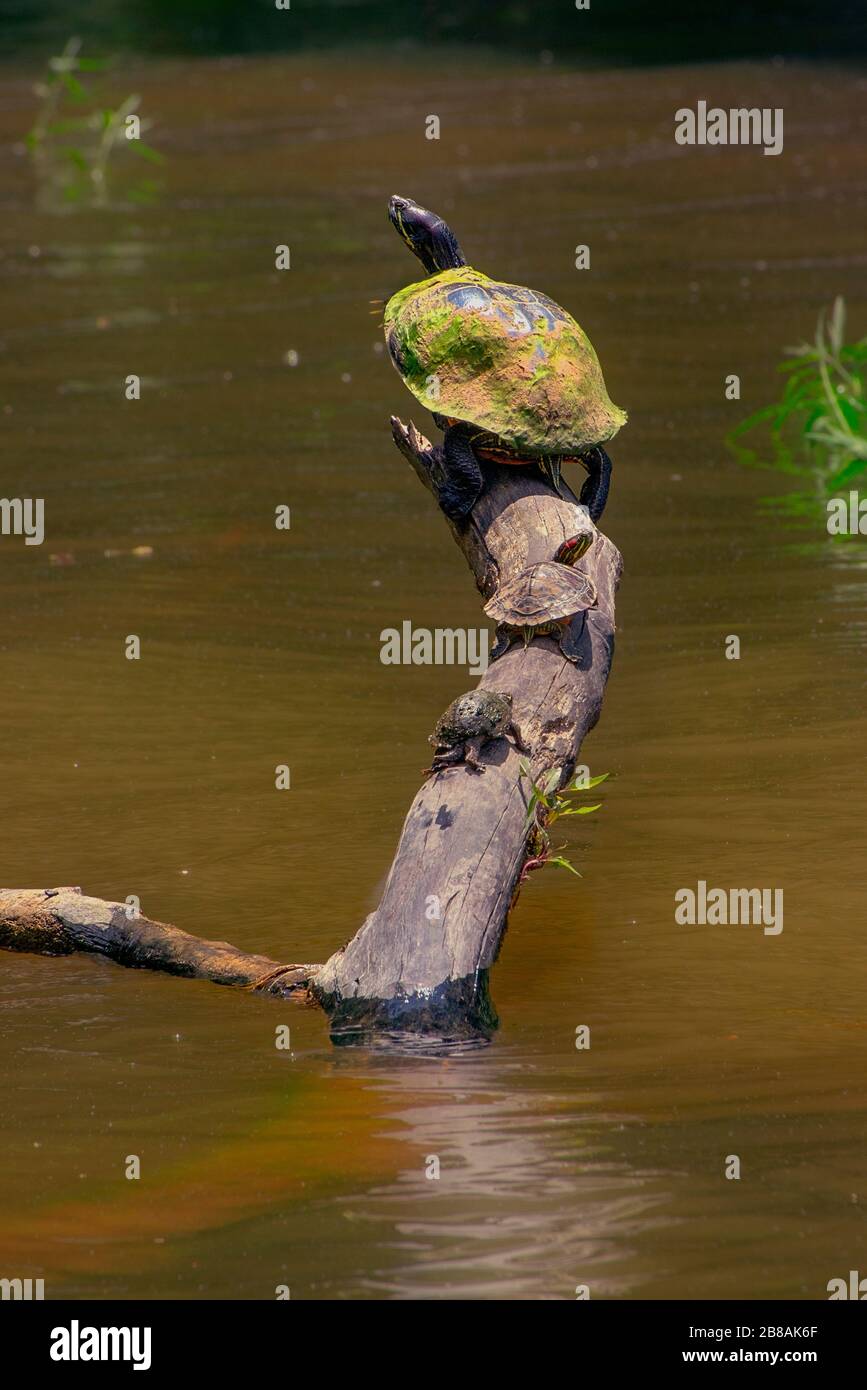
508,721,531,755
422,755,485,778
422,760,453,778
423,738,488,776
578,446,612,523
557,615,586,664
463,741,486,773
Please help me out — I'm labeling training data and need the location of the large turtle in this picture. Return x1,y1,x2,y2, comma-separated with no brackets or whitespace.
384,195,626,523
425,689,526,775
484,561,597,663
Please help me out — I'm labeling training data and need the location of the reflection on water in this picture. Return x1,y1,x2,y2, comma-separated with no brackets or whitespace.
0,50,866,1299
348,1059,662,1300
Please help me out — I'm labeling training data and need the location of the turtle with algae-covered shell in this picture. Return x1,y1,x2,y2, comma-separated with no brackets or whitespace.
484,560,598,663
425,689,526,776
384,195,626,523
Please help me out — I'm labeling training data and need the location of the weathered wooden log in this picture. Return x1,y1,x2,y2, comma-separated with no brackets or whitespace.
311,419,622,1041
0,887,318,998
0,416,621,1042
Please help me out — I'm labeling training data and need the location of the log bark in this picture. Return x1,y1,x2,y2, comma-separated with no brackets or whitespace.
0,417,622,1042
311,421,621,1040
0,887,318,998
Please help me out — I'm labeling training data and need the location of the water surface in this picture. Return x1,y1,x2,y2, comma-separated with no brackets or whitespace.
1,51,866,1299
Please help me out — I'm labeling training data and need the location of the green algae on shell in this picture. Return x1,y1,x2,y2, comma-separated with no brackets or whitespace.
384,267,626,456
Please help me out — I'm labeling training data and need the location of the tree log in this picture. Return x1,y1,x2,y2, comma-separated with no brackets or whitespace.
0,887,318,997
311,420,622,1041
0,417,621,1043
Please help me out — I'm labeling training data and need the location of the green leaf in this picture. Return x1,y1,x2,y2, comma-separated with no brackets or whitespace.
128,141,164,164
127,182,160,204
60,145,89,171
808,424,867,455
60,73,89,101
572,772,609,791
837,397,866,429
826,456,867,489
729,297,867,502
727,403,779,439
547,856,582,877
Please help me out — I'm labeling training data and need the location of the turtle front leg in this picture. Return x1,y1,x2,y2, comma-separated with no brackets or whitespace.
507,720,531,754
422,744,465,777
578,445,612,523
557,615,587,664
489,626,513,662
424,739,486,776
439,425,485,522
462,737,487,773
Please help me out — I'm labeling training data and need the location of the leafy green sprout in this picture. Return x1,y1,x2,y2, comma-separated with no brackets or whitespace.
27,37,164,207
727,298,867,516
518,763,609,878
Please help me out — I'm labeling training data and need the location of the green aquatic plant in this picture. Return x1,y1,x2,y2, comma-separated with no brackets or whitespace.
728,298,867,517
519,763,609,880
27,37,163,208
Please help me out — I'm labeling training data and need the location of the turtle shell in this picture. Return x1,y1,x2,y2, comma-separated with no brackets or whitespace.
484,563,597,628
384,266,626,456
432,689,512,747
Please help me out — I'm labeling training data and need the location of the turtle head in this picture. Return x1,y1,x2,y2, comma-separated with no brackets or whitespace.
388,195,466,275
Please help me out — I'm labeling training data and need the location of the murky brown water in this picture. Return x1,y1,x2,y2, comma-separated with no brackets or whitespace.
1,51,866,1299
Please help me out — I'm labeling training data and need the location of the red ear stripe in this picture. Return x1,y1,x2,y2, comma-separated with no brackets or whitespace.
554,534,593,566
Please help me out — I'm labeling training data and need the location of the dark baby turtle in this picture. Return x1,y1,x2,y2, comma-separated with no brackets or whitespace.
484,562,597,663
425,689,526,775
384,195,626,524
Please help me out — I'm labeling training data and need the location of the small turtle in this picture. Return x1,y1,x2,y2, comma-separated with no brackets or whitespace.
425,689,525,775
484,562,597,663
384,195,626,523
